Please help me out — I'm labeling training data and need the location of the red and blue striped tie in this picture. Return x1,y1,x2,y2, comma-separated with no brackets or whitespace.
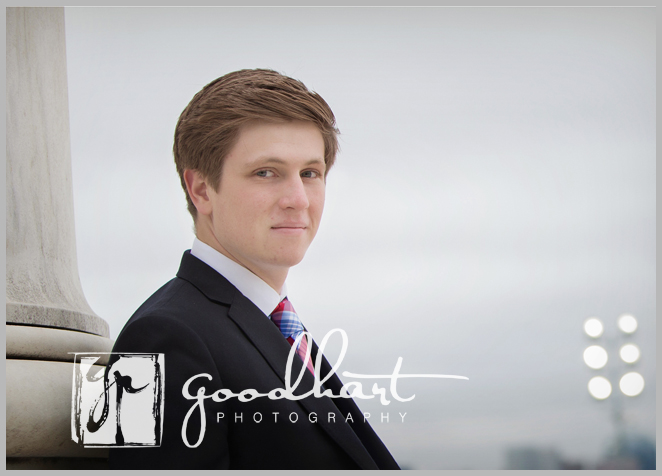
270,298,315,375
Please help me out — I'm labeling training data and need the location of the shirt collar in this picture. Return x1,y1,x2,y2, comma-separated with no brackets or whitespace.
190,238,287,318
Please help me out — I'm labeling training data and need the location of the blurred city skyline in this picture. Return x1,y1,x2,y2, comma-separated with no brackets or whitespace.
64,7,655,468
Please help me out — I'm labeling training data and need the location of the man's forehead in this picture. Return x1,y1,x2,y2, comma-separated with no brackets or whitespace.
226,121,326,168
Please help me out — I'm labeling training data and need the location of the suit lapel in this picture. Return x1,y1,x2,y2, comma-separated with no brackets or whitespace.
228,294,379,470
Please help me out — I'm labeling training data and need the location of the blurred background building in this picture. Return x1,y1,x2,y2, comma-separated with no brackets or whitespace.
504,434,655,470
506,447,564,470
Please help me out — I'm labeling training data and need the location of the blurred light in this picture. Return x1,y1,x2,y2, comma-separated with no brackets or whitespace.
619,372,645,397
584,317,604,338
583,345,608,369
619,344,641,364
617,314,637,334
588,376,612,400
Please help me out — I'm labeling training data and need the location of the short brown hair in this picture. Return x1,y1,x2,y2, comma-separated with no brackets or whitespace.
173,69,339,221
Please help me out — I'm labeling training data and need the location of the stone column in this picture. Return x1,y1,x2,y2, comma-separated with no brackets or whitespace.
6,7,113,469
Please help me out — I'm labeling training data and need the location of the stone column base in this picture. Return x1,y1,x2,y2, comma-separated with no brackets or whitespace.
6,325,114,464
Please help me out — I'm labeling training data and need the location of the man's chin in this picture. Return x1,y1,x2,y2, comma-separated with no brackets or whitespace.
268,251,308,269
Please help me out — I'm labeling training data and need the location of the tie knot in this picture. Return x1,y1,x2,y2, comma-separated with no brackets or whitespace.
270,297,304,342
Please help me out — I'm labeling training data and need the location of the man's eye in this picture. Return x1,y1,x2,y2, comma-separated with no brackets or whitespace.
256,170,275,178
301,170,320,179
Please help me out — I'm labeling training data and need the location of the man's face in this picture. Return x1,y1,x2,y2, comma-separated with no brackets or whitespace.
205,120,326,285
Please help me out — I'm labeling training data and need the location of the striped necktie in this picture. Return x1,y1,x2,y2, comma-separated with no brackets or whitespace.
270,297,315,375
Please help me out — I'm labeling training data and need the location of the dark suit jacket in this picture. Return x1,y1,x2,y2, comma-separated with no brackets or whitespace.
109,251,400,469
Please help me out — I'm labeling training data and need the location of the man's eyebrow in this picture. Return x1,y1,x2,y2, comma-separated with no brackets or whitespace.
245,157,326,168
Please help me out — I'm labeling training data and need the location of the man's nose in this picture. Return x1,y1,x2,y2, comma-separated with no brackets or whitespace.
279,176,309,210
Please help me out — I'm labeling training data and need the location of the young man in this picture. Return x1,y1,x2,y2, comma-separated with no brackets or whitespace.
109,69,399,469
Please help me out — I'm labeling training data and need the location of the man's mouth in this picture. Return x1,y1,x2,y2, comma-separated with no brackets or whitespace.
272,223,307,229
271,224,307,234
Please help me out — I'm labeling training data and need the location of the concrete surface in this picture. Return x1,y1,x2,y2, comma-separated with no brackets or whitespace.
6,359,109,459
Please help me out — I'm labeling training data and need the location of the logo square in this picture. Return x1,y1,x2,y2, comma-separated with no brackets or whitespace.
71,352,164,447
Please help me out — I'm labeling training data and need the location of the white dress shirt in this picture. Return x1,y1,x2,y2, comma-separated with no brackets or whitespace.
190,238,287,318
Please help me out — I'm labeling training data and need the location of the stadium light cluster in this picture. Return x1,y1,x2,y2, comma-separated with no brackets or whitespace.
583,314,644,399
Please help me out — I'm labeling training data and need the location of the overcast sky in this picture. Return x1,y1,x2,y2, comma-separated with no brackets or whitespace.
64,7,655,469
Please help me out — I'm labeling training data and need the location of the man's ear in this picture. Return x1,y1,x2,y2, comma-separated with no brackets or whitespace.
183,169,213,217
